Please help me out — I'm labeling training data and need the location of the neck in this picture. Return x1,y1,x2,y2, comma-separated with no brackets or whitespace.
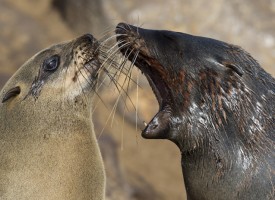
0,96,105,200
178,72,274,199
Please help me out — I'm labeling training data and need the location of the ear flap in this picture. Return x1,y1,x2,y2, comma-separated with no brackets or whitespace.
222,61,244,77
2,86,21,103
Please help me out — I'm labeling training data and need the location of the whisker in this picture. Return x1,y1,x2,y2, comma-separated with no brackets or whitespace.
122,50,143,128
113,46,133,83
98,54,132,79
111,51,129,83
136,62,140,131
98,25,116,38
109,51,136,126
97,42,131,76
96,54,139,94
95,28,144,144
108,48,134,127
121,104,126,151
106,39,127,54
97,87,126,139
73,56,110,112
99,34,128,48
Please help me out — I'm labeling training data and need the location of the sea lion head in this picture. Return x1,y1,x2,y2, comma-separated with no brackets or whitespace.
0,34,107,199
1,34,102,107
116,23,275,154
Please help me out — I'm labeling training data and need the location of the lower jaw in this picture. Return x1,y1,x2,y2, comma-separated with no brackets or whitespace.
141,108,171,139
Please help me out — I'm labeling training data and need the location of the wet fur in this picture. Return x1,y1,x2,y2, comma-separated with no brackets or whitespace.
115,23,275,200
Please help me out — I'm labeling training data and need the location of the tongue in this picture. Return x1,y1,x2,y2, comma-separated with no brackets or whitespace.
142,110,170,139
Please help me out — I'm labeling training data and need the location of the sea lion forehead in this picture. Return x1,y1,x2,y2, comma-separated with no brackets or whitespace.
145,31,249,75
118,24,229,69
34,42,73,62
150,31,230,62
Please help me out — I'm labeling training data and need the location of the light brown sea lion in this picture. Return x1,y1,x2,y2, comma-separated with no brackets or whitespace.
0,34,106,200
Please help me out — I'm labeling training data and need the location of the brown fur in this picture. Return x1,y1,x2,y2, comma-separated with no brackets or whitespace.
0,35,106,199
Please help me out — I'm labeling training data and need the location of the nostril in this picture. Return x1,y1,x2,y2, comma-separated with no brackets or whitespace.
116,23,125,32
82,33,94,42
115,22,130,35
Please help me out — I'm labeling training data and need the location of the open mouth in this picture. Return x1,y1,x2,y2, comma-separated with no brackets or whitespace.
116,23,172,139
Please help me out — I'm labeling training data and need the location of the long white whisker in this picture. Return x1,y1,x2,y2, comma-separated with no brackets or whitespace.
136,67,140,131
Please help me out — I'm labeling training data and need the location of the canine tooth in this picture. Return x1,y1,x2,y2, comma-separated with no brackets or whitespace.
143,121,147,126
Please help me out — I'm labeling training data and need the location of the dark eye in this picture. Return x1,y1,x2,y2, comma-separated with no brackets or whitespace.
43,55,60,71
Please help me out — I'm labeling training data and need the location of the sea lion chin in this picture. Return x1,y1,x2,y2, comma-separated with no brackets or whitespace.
116,23,275,200
0,34,106,200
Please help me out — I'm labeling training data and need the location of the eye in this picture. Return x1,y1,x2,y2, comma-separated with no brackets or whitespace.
43,55,60,72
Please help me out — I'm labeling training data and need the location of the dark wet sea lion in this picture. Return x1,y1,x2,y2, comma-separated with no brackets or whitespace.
0,34,107,199
116,23,275,200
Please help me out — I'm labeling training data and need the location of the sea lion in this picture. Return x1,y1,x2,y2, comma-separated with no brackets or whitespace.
116,23,275,200
0,34,106,200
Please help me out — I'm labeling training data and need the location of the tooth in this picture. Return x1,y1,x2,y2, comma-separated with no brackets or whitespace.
143,121,147,126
